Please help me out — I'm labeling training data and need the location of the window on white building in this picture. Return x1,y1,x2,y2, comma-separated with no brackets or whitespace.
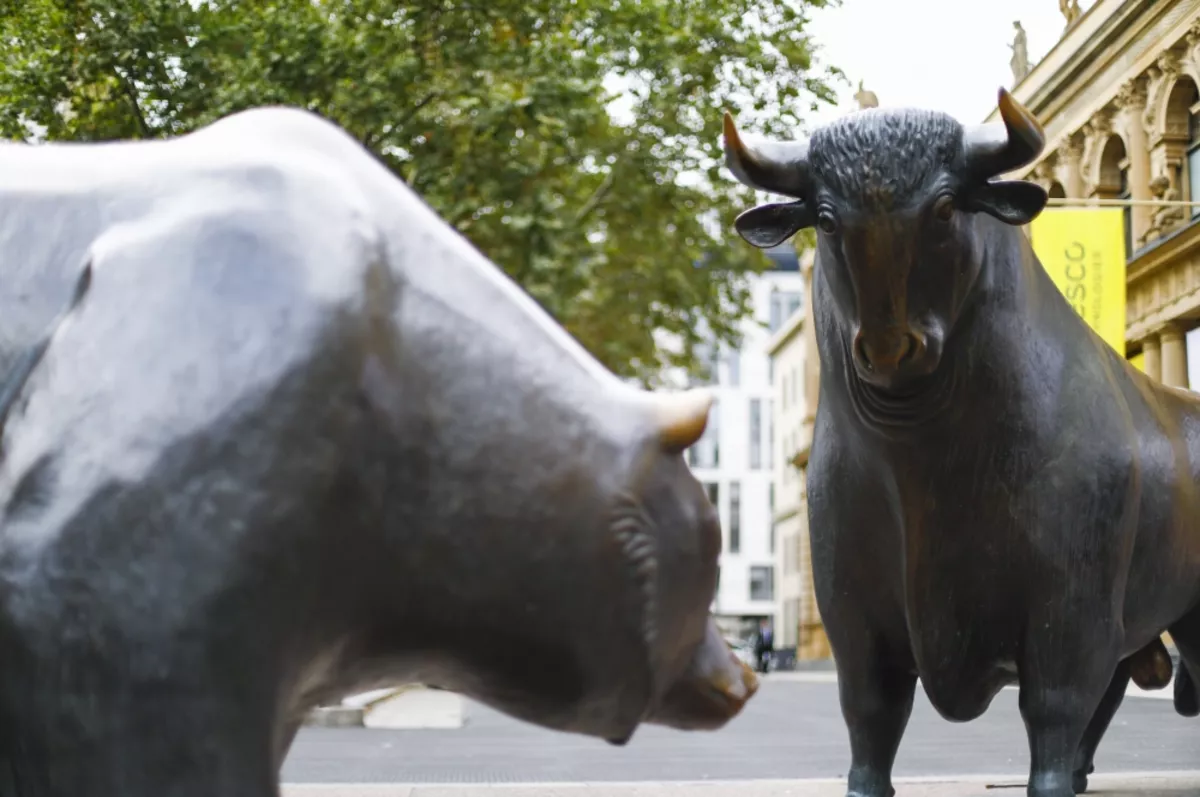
726,348,740,387
769,290,803,333
749,565,774,601
766,399,774,469
749,399,762,470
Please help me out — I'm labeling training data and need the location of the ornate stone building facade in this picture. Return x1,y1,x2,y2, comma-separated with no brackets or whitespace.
991,0,1200,384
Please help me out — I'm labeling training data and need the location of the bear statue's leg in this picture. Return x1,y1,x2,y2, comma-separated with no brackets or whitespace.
1069,657,1131,794
1019,632,1119,797
1169,610,1200,717
836,654,918,797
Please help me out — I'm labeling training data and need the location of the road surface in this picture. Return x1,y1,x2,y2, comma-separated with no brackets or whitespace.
281,674,1197,785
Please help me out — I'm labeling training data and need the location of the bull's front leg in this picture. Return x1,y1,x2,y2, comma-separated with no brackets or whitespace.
1019,630,1120,797
835,649,917,797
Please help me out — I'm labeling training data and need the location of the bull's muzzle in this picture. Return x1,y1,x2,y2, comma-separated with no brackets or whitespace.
646,620,759,731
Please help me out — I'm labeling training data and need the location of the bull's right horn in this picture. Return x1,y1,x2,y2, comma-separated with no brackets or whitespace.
722,111,812,199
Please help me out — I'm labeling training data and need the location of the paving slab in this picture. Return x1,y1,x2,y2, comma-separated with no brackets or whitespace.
282,772,1200,797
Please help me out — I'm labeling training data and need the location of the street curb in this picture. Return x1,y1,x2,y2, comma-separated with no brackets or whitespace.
305,706,365,728
281,771,1200,796
304,684,427,728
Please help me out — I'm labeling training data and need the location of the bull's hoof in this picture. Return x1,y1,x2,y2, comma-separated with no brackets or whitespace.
845,769,894,797
1072,767,1090,794
1028,771,1076,797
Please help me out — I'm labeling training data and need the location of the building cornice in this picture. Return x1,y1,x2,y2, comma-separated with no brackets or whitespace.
985,0,1195,181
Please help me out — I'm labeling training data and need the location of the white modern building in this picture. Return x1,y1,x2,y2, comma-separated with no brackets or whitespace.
682,243,805,641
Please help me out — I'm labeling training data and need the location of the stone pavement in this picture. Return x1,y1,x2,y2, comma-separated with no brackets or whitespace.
282,773,1200,796
282,677,1198,786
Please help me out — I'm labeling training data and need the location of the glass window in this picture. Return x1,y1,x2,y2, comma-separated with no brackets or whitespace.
729,481,741,553
726,348,740,387
766,398,774,469
749,565,774,601
749,399,762,470
768,290,802,333
704,482,720,535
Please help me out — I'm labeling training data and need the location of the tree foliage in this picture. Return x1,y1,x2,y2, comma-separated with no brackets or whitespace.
0,0,840,383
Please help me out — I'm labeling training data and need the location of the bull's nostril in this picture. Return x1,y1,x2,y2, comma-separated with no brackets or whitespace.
855,337,874,371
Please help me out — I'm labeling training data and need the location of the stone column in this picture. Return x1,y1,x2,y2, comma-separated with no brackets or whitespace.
1117,79,1152,246
1143,335,1162,381
1161,323,1189,388
1062,136,1086,198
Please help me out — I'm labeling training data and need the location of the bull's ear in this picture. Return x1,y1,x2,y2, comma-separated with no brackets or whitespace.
734,201,814,249
965,180,1047,226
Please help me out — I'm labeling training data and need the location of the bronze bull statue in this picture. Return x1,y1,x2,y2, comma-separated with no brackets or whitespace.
724,88,1200,797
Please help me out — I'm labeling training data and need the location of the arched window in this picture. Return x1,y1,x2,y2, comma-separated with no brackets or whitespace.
1098,135,1131,256
1048,181,1066,199
1166,77,1200,219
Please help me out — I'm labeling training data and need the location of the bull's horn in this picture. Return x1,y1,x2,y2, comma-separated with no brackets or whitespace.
655,389,715,452
962,87,1045,180
722,111,811,199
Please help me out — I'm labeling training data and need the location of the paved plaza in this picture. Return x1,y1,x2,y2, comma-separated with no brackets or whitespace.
280,674,1198,795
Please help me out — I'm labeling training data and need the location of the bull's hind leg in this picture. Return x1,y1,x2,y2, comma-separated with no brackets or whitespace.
1169,610,1200,717
1069,657,1130,794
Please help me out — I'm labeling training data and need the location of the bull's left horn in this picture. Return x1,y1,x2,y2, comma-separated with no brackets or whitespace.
722,111,811,199
655,389,714,453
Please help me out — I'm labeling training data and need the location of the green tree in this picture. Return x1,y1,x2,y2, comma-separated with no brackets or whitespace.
0,0,840,383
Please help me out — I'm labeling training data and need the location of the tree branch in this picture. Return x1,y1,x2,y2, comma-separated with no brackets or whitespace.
396,91,440,128
575,162,619,224
114,67,150,138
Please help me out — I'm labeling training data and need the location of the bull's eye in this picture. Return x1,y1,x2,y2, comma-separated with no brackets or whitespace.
933,195,955,223
817,213,838,235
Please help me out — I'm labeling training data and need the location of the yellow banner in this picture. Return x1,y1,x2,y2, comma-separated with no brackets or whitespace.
1029,208,1127,354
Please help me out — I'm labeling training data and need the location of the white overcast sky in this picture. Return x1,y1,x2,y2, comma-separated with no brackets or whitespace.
804,0,1097,126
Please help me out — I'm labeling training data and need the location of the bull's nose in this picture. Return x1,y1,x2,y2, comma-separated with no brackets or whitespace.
854,331,924,376
855,333,918,371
